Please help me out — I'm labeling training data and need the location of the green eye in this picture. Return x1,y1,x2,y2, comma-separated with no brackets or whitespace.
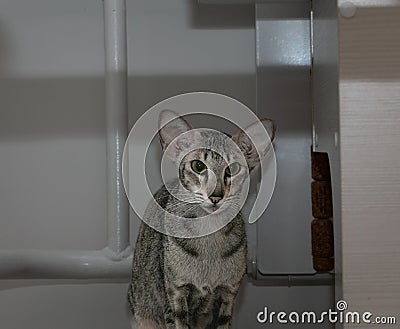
226,162,241,177
191,160,207,174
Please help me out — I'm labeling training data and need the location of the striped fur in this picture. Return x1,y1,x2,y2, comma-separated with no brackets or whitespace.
128,111,274,329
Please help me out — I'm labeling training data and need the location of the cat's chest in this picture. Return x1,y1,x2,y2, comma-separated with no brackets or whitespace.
164,234,245,288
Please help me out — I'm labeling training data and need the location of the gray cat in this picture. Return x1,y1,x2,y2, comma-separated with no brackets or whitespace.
128,110,275,329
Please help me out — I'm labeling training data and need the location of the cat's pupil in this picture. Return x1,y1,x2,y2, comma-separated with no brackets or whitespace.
191,160,207,174
226,162,241,177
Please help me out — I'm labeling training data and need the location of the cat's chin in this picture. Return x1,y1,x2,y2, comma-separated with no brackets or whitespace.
201,205,222,214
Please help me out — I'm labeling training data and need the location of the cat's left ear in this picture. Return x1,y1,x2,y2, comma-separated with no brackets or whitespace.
158,110,199,158
232,118,275,171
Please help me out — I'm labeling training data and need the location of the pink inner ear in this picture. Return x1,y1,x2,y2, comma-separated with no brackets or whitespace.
158,111,192,150
160,125,184,147
242,121,274,154
232,120,274,171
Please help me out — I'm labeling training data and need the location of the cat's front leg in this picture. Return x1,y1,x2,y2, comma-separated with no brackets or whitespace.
165,283,192,329
214,285,238,329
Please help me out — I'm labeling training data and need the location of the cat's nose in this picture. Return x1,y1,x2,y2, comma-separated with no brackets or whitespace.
209,194,222,205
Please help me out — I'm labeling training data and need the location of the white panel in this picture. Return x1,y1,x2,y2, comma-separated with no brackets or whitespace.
236,278,334,329
0,0,104,78
0,80,107,250
256,2,313,274
0,283,131,329
127,0,255,75
337,1,400,326
312,0,342,307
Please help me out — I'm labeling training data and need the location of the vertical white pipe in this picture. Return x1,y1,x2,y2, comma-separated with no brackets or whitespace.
103,0,129,254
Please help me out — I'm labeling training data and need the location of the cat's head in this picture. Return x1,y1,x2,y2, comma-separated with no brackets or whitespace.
158,110,275,214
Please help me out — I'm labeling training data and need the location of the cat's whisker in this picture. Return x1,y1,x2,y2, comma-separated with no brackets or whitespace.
167,203,200,220
167,201,202,213
156,193,204,204
155,192,190,199
181,204,200,218
168,197,203,206
168,204,203,215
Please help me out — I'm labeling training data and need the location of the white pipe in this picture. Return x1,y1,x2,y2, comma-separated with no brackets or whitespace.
255,272,334,286
103,0,130,254
0,249,132,279
0,0,131,280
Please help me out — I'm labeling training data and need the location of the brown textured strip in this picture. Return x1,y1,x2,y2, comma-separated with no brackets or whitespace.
311,219,334,258
311,149,334,272
311,181,333,219
313,257,334,272
311,151,331,181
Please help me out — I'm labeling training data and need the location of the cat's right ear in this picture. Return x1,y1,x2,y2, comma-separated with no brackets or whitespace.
158,110,194,158
232,118,275,171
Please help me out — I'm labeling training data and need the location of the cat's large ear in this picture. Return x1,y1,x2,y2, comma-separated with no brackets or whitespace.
158,110,196,158
232,118,275,171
